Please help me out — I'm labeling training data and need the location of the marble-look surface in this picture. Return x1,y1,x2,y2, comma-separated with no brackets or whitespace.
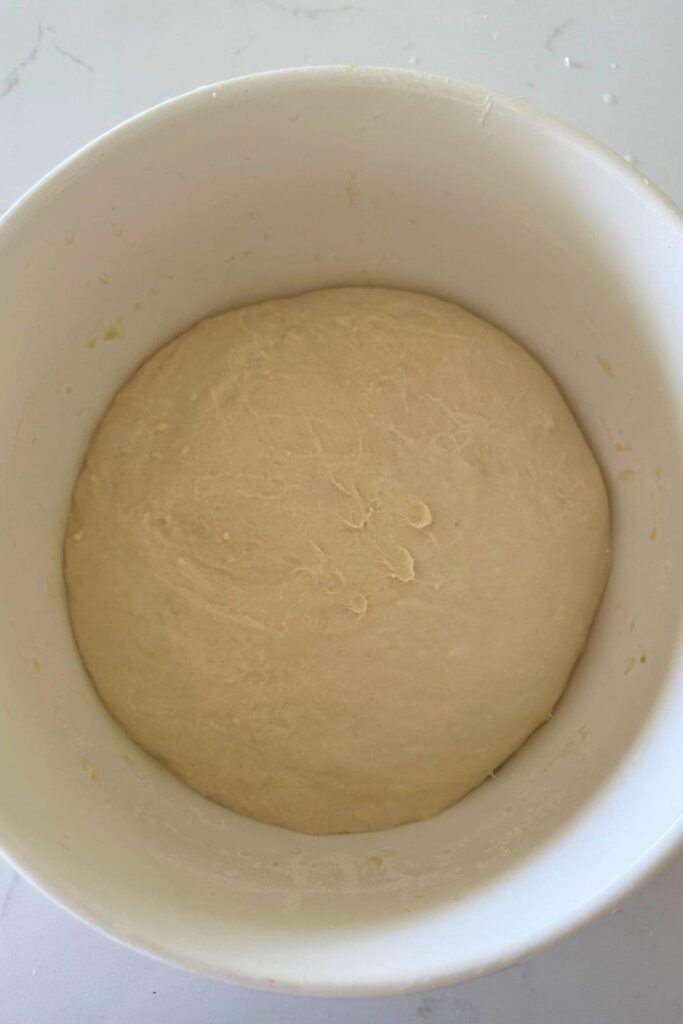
1,1,681,1020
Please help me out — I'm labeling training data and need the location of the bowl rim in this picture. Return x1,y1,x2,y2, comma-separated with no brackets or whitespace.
0,64,682,997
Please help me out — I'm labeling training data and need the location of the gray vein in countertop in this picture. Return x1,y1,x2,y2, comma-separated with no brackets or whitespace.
1,21,93,99
229,33,256,77
256,0,362,19
0,873,19,921
1,23,44,98
47,25,94,72
544,16,575,53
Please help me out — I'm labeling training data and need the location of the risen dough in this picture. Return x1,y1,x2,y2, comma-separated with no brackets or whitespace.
65,288,611,834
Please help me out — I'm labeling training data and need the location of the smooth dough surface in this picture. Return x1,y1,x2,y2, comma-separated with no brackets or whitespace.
65,288,611,834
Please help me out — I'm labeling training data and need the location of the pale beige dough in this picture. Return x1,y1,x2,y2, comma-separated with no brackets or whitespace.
65,288,611,834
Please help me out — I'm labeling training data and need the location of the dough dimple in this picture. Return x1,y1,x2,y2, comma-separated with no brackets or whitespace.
65,287,611,834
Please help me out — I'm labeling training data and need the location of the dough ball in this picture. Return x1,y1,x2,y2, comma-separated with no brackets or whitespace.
65,288,611,834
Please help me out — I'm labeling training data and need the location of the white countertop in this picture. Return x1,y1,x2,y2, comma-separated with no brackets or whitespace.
1,1,681,1020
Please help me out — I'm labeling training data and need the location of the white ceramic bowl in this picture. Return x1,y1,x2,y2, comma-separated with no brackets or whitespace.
0,67,681,996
